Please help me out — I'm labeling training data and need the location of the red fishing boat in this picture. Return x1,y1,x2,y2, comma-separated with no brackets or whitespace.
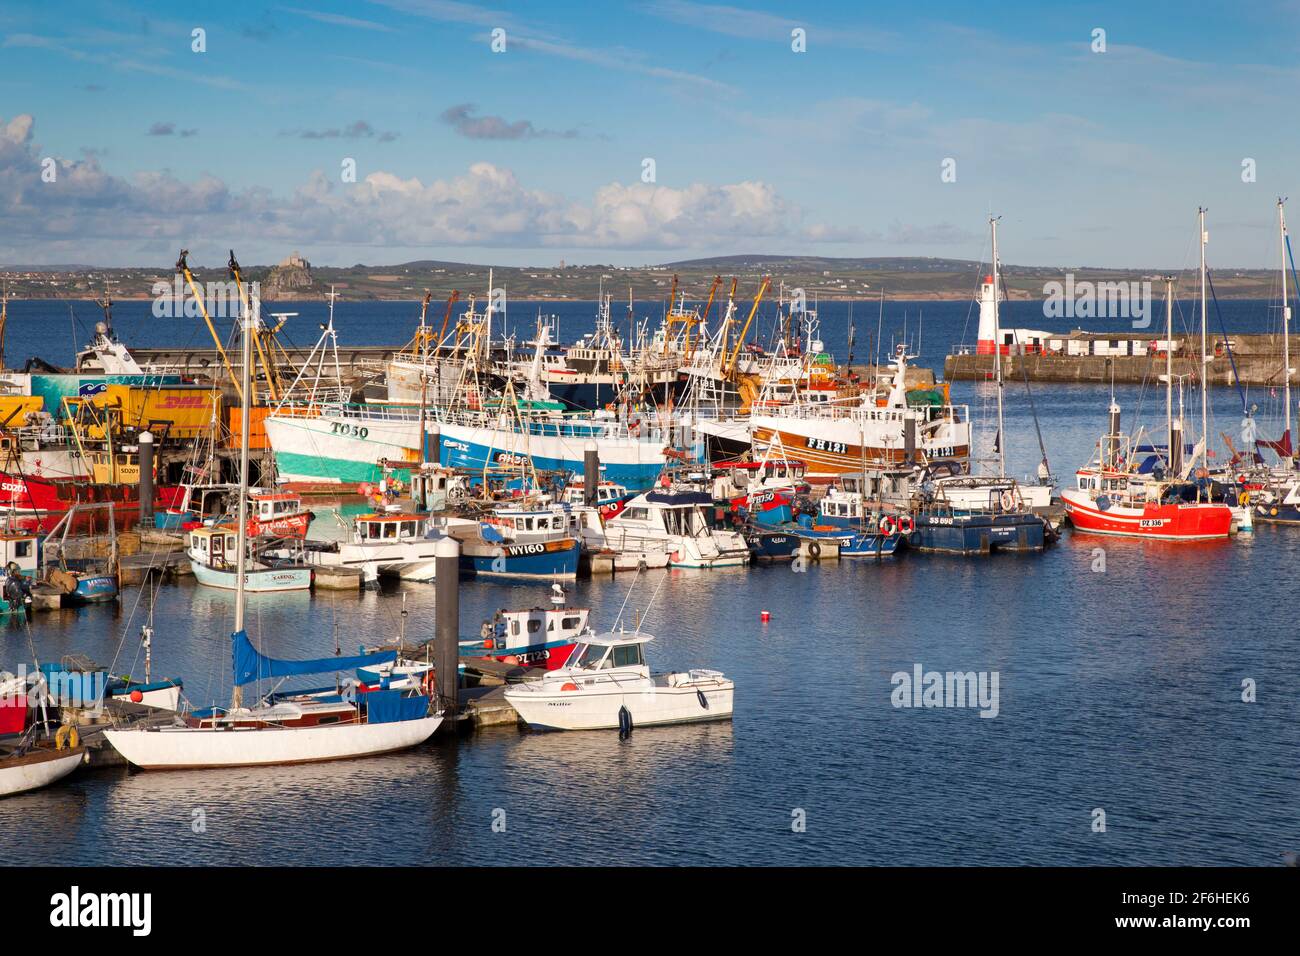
1061,469,1233,540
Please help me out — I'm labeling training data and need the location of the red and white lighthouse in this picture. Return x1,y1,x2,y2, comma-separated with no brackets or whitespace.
975,273,1006,355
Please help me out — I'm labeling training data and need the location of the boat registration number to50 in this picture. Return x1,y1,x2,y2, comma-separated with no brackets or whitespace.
806,438,848,454
1139,518,1169,528
330,422,370,439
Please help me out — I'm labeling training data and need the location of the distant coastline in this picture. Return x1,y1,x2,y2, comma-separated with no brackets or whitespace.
1,253,1283,301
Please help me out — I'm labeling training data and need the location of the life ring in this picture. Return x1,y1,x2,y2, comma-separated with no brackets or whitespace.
897,515,915,535
420,669,436,696
999,490,1016,511
1238,491,1250,507
879,515,898,535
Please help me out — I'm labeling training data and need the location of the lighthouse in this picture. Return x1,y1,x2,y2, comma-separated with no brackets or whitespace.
975,273,1005,355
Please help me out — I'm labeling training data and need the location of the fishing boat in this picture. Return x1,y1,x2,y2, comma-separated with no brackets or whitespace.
470,604,590,670
360,601,592,690
163,485,313,539
103,278,442,770
461,505,582,580
187,526,314,592
744,345,971,481
709,458,807,526
504,629,734,731
1061,213,1233,542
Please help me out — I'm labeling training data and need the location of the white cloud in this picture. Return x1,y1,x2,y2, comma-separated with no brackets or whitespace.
0,114,824,262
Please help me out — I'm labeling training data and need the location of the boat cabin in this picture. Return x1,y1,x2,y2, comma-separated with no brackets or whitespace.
562,481,629,506
187,526,240,568
0,532,39,578
354,513,428,542
410,465,460,512
609,490,715,537
485,507,573,542
561,631,652,674
251,492,306,521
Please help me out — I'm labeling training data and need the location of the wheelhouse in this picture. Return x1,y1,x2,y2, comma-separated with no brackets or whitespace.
355,514,426,541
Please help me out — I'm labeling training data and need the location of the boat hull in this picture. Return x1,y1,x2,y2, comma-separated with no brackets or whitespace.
190,562,313,591
750,422,969,482
0,746,84,797
458,538,581,580
102,715,443,770
506,683,733,731
907,513,1046,554
1061,489,1233,540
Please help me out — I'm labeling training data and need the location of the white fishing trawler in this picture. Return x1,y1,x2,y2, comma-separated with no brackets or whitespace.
743,345,971,481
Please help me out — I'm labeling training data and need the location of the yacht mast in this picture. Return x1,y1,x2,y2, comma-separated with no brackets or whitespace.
991,215,1006,478
1279,198,1292,458
1164,275,1174,461
1199,207,1208,470
231,273,254,710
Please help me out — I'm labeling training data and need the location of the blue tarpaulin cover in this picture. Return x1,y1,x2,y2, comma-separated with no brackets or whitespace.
232,629,397,686
365,689,430,724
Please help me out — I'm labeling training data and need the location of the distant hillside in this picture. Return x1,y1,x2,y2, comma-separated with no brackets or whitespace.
0,254,1284,301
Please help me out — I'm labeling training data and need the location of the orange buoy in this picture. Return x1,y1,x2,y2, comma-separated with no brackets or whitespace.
561,682,579,692
129,689,144,703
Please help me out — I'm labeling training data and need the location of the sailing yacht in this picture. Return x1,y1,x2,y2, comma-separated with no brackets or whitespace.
104,278,442,770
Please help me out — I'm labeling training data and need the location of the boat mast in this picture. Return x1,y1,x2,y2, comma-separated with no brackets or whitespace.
1164,275,1175,466
231,275,254,710
1280,198,1292,459
1199,207,1208,473
991,215,1006,478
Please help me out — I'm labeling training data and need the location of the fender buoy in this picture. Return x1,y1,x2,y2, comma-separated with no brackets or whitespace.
129,689,144,703
618,704,633,738
697,688,709,709
807,540,822,560
561,682,579,692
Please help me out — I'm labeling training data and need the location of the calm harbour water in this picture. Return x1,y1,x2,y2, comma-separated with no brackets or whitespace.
0,297,1296,865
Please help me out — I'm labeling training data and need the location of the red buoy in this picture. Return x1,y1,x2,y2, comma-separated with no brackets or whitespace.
129,689,144,703
760,610,771,622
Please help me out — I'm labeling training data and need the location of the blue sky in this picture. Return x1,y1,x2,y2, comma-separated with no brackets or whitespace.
1,0,1299,268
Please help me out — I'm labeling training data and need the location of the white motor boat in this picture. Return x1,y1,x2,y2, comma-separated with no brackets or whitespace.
504,630,734,731
289,512,458,584
577,486,749,568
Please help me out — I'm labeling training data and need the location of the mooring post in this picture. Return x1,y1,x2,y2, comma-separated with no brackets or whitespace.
583,440,599,506
138,430,155,527
434,535,460,716
427,422,440,465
